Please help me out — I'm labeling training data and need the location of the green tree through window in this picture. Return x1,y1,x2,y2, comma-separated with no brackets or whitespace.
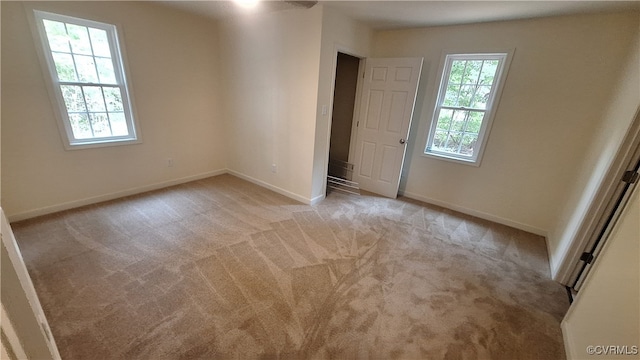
425,52,511,164
34,10,138,148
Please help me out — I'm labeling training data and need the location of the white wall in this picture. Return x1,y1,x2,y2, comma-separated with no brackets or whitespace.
561,187,640,359
372,12,639,236
311,6,372,201
1,1,226,221
219,6,323,203
548,21,640,279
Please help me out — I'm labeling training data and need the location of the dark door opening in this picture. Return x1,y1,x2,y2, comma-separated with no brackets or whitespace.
327,52,360,195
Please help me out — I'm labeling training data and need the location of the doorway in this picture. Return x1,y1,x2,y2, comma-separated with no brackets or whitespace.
327,52,361,195
325,53,423,198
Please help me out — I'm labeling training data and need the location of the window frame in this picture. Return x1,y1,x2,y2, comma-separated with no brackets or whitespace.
424,50,513,166
32,10,141,149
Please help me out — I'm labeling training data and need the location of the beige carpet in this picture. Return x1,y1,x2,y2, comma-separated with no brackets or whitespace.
12,174,569,359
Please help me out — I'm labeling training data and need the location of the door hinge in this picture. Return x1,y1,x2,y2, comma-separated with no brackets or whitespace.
580,252,594,264
621,170,639,184
356,121,359,127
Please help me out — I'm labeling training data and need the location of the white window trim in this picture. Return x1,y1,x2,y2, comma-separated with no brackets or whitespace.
424,49,514,166
31,10,141,150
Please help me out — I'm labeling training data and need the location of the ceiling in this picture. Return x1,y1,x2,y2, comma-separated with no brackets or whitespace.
156,1,640,29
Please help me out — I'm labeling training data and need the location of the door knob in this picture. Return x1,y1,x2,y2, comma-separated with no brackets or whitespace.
399,139,406,144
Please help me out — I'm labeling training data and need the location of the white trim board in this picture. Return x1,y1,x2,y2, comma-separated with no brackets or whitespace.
6,169,320,223
399,190,547,236
226,169,311,205
552,107,640,284
2,209,62,359
1,304,28,360
310,194,325,206
7,169,227,222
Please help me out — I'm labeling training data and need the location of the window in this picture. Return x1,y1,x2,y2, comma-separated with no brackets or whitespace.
34,11,138,148
425,52,511,164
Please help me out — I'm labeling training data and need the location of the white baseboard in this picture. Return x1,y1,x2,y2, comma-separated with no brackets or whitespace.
7,169,227,222
399,190,548,237
8,169,318,222
7,171,547,238
310,194,325,205
225,169,310,205
560,316,575,360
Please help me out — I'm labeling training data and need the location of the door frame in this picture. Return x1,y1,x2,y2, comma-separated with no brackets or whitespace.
555,107,640,285
321,45,366,197
347,57,366,168
1,209,61,359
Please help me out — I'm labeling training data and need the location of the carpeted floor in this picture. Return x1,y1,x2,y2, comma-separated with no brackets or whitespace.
12,174,569,359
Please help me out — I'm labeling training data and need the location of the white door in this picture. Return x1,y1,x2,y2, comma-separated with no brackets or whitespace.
353,57,423,198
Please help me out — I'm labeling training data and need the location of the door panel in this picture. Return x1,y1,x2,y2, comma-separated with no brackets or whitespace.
372,67,387,81
359,141,376,178
365,90,384,130
387,92,407,132
380,145,398,183
353,57,423,198
395,67,413,81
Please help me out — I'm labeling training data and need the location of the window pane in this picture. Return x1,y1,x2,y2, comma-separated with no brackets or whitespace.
69,113,92,139
90,113,112,137
479,60,499,85
451,110,468,131
436,109,453,131
457,85,475,108
89,28,111,57
109,112,129,136
449,60,465,84
462,60,482,84
52,53,77,81
433,130,447,149
67,24,92,55
74,55,98,82
60,85,86,112
37,12,138,146
467,111,484,134
43,20,70,53
103,87,123,111
460,133,478,156
426,54,507,162
443,84,459,107
471,85,492,109
432,109,479,156
444,132,461,153
83,86,106,111
96,58,117,84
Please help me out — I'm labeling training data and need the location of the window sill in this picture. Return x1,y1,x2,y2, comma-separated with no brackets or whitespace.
422,151,481,167
64,137,142,150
